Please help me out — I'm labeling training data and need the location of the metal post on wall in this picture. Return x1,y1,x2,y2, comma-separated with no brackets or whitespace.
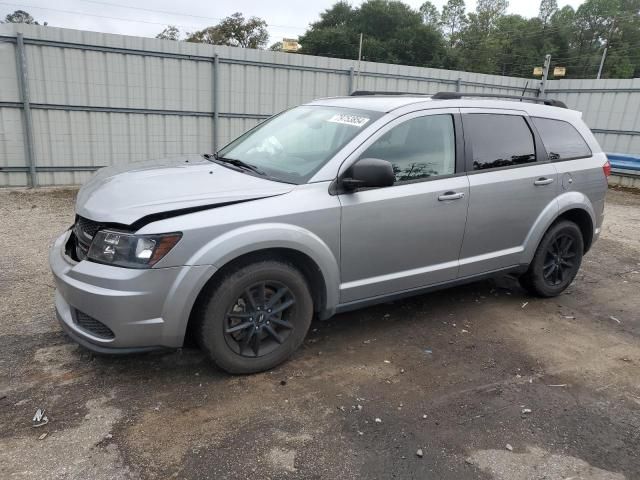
456,78,461,92
213,53,220,154
539,54,551,98
15,33,37,187
348,66,354,94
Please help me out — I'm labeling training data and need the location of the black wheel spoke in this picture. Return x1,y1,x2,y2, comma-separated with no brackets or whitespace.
251,331,260,356
259,282,267,305
225,321,253,334
265,324,284,344
241,328,256,352
270,317,293,329
560,259,573,268
244,288,258,310
270,298,295,315
266,287,288,308
226,312,253,319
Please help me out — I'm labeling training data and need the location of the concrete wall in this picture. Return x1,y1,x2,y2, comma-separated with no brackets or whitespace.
1,24,638,186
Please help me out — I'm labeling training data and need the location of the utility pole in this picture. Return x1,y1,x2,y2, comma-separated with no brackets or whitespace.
598,21,615,80
539,54,551,98
597,47,608,79
355,33,363,91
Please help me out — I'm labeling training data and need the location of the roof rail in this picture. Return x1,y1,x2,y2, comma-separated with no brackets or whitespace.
431,91,567,108
350,90,428,96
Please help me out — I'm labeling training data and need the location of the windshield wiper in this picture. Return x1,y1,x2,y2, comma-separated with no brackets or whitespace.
205,152,266,176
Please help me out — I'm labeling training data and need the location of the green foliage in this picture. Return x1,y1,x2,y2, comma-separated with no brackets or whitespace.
3,9,39,24
419,1,440,28
156,25,180,41
299,0,640,79
186,12,268,49
299,0,446,66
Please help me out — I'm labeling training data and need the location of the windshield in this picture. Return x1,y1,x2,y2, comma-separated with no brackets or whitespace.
216,106,382,184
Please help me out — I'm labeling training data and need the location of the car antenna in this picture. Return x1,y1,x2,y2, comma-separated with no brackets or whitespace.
520,81,529,102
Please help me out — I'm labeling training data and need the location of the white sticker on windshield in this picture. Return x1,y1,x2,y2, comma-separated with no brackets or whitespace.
327,114,370,127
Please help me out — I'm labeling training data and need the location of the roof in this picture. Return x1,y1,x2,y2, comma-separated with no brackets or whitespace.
308,94,581,122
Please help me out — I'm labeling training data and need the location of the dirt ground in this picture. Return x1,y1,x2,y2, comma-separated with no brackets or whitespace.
0,187,638,480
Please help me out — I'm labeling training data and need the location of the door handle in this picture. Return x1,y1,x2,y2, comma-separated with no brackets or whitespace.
534,177,554,186
438,191,465,201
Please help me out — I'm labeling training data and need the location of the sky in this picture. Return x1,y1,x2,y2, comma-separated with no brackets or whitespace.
0,0,586,44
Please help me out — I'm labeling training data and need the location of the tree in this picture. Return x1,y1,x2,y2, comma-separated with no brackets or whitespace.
186,12,269,49
299,0,447,67
475,0,508,30
269,41,283,51
3,9,40,24
538,0,558,26
156,25,180,41
420,1,440,28
440,0,466,45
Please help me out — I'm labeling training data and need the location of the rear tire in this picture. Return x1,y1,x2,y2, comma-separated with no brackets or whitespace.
519,220,584,297
196,260,313,374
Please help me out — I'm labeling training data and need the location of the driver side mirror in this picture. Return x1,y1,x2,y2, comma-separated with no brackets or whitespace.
341,158,395,191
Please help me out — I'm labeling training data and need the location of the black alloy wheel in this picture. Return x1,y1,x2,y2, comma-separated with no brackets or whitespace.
224,281,296,358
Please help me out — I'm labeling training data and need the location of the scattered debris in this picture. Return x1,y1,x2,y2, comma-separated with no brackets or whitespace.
38,433,47,440
422,414,428,419
424,349,433,355
374,417,382,423
610,316,621,324
363,340,371,344
280,380,287,386
32,408,49,428
356,405,363,411
383,314,390,318
521,408,532,414
400,368,405,374
522,302,529,309
563,315,576,319
548,384,567,387
337,406,346,412
461,329,469,333
384,360,391,364
416,449,424,458
505,444,513,451
358,431,364,436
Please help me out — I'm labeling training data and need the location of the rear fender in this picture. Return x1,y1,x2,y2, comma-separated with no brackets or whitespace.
522,191,596,264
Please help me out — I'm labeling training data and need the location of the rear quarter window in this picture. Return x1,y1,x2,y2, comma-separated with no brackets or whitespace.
532,117,592,161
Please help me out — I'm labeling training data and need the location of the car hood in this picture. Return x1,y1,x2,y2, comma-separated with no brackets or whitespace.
76,155,295,225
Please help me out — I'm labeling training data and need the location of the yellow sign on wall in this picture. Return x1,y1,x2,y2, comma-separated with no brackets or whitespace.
533,66,544,76
553,66,567,77
282,38,300,52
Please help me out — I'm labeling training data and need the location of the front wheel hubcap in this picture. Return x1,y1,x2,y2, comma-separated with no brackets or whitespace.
223,281,296,358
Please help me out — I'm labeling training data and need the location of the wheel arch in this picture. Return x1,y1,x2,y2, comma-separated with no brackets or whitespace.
183,247,331,346
523,192,596,264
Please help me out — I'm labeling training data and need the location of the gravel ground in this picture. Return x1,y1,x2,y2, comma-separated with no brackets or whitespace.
0,187,639,479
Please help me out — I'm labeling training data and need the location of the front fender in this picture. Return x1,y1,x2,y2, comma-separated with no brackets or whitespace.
522,191,596,264
187,223,341,316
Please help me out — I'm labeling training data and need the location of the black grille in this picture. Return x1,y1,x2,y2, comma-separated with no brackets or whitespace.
75,310,115,339
73,216,103,261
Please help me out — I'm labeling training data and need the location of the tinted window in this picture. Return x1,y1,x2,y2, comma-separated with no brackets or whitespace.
465,114,536,170
532,117,591,160
361,114,455,182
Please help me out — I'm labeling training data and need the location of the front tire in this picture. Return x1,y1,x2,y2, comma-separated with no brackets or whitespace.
196,260,313,374
520,220,584,297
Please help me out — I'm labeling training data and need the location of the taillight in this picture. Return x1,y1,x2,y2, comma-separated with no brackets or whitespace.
603,160,612,177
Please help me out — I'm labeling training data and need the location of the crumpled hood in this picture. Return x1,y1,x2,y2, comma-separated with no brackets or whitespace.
76,155,295,225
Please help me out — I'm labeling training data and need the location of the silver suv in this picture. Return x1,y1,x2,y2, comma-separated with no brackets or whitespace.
49,92,609,373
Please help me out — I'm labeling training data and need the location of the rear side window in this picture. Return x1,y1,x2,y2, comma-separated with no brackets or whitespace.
532,117,592,161
464,114,536,171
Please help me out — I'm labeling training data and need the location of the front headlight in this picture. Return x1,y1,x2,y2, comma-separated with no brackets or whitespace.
87,230,182,268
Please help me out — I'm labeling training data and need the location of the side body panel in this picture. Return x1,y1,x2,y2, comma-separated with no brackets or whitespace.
458,108,559,277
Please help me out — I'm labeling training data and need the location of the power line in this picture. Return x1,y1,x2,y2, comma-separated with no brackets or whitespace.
73,0,307,31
